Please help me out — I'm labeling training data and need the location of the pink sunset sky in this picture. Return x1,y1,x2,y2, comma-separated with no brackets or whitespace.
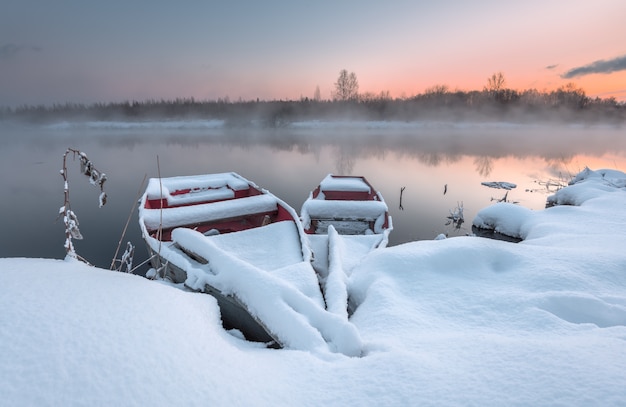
1,0,625,107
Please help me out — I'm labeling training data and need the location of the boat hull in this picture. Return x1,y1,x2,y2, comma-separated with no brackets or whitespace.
138,172,319,347
301,174,392,239
145,241,281,345
301,174,393,304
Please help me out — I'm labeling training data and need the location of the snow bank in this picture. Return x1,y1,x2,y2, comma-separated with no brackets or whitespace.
547,167,626,207
0,258,238,406
473,202,534,239
474,167,626,241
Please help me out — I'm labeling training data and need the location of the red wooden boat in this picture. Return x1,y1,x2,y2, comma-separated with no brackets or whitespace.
301,174,392,237
138,172,324,346
300,175,393,317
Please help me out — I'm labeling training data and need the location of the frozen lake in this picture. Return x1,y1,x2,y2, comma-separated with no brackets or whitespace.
1,120,625,272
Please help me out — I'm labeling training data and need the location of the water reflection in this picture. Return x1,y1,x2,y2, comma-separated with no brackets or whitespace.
1,122,625,271
336,148,356,175
474,157,494,177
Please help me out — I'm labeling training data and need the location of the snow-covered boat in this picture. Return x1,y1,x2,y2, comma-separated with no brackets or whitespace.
137,172,327,346
300,175,392,316
301,174,392,237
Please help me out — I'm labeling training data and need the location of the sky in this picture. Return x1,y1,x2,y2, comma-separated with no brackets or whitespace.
1,0,626,107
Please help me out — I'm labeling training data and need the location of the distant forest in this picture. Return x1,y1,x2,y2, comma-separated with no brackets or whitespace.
2,78,624,126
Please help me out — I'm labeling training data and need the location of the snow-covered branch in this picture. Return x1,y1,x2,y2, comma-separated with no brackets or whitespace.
60,148,108,263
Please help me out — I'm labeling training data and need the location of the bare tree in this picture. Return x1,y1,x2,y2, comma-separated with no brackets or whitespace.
485,72,506,92
424,84,450,106
551,82,589,108
424,84,449,95
332,69,359,101
483,72,518,103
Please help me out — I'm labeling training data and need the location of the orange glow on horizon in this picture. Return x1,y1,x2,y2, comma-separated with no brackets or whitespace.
356,69,626,102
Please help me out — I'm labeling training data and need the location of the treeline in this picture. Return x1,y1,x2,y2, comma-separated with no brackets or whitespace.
1,86,624,125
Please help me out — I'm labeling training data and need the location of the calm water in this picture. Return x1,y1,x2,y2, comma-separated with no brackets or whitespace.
1,121,625,272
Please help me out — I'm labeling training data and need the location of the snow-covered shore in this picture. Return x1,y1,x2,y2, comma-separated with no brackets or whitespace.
2,168,626,406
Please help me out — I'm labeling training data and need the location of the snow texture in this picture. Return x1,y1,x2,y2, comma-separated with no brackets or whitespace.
144,172,249,202
176,227,362,356
473,202,533,239
301,174,389,234
319,175,372,193
301,199,388,230
141,193,278,230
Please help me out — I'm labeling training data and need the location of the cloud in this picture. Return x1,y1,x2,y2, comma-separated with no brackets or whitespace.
545,64,558,70
562,54,626,79
0,43,42,60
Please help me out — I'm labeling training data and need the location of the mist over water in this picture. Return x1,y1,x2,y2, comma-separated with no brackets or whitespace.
1,121,624,271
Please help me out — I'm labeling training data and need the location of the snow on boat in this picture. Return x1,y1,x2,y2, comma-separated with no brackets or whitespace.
300,175,393,318
301,174,392,237
137,172,359,351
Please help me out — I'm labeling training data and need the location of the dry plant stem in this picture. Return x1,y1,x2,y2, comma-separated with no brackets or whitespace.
60,148,107,264
109,174,147,270
61,149,76,258
119,242,135,273
157,155,164,276
128,254,157,275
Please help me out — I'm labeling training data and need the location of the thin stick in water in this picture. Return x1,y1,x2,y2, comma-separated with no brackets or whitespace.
109,173,147,270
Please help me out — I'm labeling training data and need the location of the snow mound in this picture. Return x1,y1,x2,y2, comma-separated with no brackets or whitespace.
473,202,534,239
474,168,626,240
547,167,626,207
